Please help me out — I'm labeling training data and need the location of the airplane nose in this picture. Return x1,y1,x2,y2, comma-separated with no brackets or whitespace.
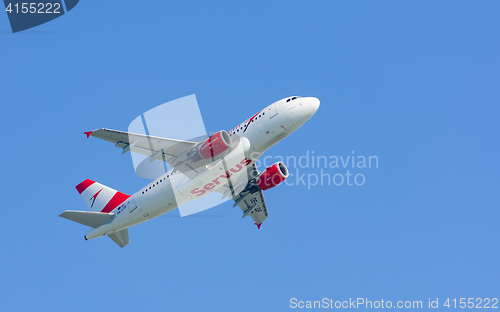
309,97,320,113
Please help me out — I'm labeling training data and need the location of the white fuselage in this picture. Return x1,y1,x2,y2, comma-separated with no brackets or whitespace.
85,96,320,240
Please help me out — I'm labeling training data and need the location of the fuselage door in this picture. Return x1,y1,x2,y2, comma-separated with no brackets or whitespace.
268,103,278,119
128,196,138,213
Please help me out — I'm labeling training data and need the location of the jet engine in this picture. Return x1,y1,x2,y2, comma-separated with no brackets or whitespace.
198,130,232,159
256,162,289,191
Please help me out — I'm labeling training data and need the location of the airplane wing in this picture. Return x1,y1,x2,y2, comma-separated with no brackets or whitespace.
216,163,269,228
86,128,201,177
233,189,269,228
86,128,243,179
87,128,198,162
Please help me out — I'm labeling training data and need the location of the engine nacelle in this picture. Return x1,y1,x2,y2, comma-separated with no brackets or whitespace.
198,130,232,160
256,162,289,191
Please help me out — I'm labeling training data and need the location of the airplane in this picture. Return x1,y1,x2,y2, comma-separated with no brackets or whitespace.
60,96,320,247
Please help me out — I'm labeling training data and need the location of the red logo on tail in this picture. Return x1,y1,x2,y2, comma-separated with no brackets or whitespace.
90,189,103,208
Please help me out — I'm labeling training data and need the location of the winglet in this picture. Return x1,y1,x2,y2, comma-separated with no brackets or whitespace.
254,222,262,229
84,131,93,138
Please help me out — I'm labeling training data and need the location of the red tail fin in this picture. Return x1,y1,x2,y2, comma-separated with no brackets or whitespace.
75,179,130,213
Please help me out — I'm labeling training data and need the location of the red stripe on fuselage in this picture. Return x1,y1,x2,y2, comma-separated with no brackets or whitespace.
243,112,260,133
76,179,95,194
101,192,131,213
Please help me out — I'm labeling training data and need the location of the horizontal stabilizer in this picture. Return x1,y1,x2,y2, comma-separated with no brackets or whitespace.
108,229,129,248
59,210,114,228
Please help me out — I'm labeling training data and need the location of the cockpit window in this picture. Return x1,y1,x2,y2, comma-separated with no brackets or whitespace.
287,96,301,102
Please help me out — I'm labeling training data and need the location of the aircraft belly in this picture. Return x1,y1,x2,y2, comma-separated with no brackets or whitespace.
176,138,251,199
100,180,179,234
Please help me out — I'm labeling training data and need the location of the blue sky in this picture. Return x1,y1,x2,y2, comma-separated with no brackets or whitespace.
1,1,499,311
